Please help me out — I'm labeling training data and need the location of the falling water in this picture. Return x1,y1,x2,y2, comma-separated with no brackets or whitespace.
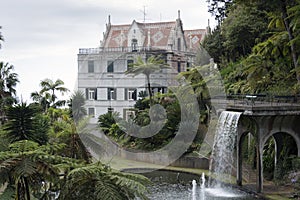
210,111,242,186
192,180,197,200
200,172,205,189
200,173,206,200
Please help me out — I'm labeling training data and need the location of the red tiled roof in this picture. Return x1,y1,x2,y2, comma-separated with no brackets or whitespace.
102,20,206,51
184,29,207,50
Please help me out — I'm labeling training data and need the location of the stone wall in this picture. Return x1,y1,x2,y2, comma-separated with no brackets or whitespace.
117,148,209,169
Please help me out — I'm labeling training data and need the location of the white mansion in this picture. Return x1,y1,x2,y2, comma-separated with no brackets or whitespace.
77,11,208,120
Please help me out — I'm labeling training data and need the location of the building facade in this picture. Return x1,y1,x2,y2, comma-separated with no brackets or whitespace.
78,11,208,120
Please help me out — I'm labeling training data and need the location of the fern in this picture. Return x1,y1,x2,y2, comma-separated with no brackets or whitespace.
59,162,150,200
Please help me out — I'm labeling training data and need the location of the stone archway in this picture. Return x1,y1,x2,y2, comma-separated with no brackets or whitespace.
237,131,257,186
236,115,300,193
261,132,298,184
256,115,300,192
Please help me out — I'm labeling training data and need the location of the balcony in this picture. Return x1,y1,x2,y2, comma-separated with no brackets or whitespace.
78,46,196,54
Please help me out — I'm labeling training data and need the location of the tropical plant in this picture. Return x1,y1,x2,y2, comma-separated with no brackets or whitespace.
31,78,69,111
69,90,87,123
47,107,91,162
0,26,3,49
59,162,150,200
0,140,80,200
0,62,19,124
125,56,168,105
3,102,49,145
98,111,121,135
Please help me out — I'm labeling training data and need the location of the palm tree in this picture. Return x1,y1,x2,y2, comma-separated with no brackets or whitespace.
59,162,150,200
0,26,4,49
69,91,87,123
0,62,19,124
125,55,168,105
30,91,51,112
31,78,69,111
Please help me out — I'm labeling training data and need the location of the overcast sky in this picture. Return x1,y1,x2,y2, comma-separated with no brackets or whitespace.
0,0,215,102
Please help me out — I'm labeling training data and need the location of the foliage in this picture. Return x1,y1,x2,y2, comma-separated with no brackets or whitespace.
3,102,49,145
126,55,169,105
48,108,91,162
0,140,80,200
0,61,19,124
206,0,233,24
205,0,300,94
31,78,69,111
59,162,150,200
263,137,275,180
134,91,150,111
0,26,3,49
98,111,121,135
69,90,87,123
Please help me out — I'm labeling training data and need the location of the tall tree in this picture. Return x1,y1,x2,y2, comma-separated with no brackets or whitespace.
0,62,19,123
69,90,87,123
125,56,168,105
0,26,3,49
31,78,69,111
207,0,233,24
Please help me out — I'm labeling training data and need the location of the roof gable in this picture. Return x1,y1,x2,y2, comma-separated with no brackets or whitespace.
101,19,206,51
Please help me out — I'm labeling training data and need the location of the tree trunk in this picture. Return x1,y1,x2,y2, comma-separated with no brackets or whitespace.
24,177,31,200
146,75,153,105
280,0,300,83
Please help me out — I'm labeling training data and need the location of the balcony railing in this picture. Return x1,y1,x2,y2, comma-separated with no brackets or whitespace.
78,46,196,54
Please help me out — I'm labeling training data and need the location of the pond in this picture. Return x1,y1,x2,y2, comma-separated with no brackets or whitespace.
125,169,263,200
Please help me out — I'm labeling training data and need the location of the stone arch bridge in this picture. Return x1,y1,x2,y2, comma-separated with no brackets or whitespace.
213,95,300,193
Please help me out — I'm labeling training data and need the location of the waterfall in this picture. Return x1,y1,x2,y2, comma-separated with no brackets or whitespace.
192,180,197,200
209,111,242,186
200,172,205,189
200,173,205,200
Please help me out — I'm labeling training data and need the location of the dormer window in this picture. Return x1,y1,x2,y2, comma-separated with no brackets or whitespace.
131,39,138,52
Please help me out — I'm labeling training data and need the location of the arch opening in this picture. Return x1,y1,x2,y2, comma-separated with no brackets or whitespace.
239,131,257,184
262,132,298,184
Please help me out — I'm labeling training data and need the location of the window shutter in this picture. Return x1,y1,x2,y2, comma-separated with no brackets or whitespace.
107,88,111,100
85,88,89,100
113,89,117,100
133,89,137,100
125,88,128,100
94,88,97,100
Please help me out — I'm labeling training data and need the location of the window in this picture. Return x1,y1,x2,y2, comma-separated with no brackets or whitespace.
131,39,138,51
125,88,137,100
177,62,181,72
187,62,190,69
108,88,116,100
88,60,94,73
177,38,181,51
107,61,114,72
86,88,97,100
127,59,134,70
88,108,95,117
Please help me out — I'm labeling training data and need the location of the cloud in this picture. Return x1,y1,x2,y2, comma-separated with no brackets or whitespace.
0,0,215,101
